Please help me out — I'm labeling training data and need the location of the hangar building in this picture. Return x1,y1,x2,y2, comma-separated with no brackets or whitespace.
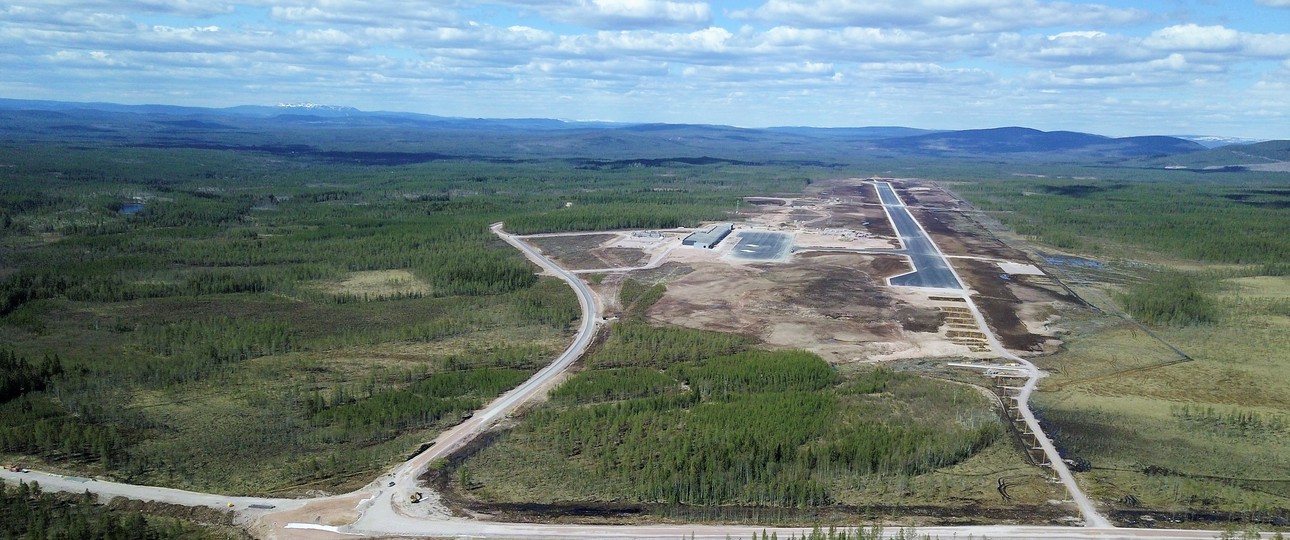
682,223,733,249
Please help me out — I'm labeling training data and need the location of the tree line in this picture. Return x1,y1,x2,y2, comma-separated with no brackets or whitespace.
1119,272,1217,326
0,481,238,540
478,337,1002,507
954,177,1290,265
1,350,63,403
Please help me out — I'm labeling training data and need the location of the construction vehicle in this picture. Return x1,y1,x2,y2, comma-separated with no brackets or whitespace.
409,492,423,504
5,464,29,473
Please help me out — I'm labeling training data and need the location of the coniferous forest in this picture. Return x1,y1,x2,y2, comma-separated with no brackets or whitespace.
5,109,1288,530
463,324,1002,508
0,135,811,495
1,481,243,539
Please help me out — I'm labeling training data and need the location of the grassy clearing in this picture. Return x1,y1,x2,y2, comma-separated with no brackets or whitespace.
1032,275,1290,522
312,269,432,300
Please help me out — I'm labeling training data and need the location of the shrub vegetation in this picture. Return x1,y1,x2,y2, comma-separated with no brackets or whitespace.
467,324,1002,507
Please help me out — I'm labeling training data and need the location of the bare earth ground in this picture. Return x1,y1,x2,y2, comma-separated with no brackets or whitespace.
429,180,1087,526
520,177,1075,369
646,251,989,363
622,178,1073,363
525,233,659,270
269,178,1285,533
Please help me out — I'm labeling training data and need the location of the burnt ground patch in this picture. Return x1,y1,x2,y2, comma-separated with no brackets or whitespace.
525,234,649,270
1222,192,1290,209
781,253,942,338
452,498,1073,527
826,182,884,205
896,305,945,333
128,140,463,164
1008,274,1083,306
1036,184,1126,198
829,203,898,239
792,254,898,315
868,254,914,278
1112,508,1290,529
893,185,936,207
572,156,756,169
425,425,1072,526
892,183,971,211
956,258,1047,352
911,207,1031,261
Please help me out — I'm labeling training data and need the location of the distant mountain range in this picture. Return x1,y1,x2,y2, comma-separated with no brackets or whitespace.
0,98,1283,166
863,126,1207,158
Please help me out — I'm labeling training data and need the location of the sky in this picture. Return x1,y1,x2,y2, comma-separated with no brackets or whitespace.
2,1,1290,138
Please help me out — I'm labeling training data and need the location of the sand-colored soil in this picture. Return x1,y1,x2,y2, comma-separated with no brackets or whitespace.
645,251,998,364
537,177,1077,364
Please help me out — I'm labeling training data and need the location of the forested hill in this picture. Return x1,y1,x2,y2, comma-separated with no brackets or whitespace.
1139,139,1290,169
868,127,1207,157
0,98,1226,164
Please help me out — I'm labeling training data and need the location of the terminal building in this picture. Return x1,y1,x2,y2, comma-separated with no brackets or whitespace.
682,223,733,249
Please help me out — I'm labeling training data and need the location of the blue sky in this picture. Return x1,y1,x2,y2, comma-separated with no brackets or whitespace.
3,1,1289,138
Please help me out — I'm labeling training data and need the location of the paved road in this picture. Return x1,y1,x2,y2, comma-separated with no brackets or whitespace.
337,223,604,529
5,222,606,538
0,221,1210,538
873,182,962,289
0,469,304,516
869,180,1104,527
342,520,1262,539
727,230,793,261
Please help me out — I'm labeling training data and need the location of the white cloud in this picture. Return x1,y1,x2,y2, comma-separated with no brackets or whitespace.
0,6,135,31
267,1,461,27
732,0,1148,33
518,58,670,80
1048,31,1105,40
853,62,995,85
680,61,837,82
564,0,711,29
557,27,735,62
753,26,993,63
2,0,1290,137
1256,0,1290,7
495,0,711,29
1143,24,1242,53
1143,24,1290,59
1026,53,1226,90
14,0,236,17
995,31,1149,66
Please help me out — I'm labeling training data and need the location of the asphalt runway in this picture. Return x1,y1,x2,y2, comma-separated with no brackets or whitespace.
727,230,792,261
874,182,963,289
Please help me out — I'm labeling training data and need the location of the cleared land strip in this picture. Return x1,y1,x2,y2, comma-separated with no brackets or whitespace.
873,182,962,289
868,181,1109,528
1,218,1219,538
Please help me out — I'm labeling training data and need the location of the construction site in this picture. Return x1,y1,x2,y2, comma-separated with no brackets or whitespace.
522,178,1076,367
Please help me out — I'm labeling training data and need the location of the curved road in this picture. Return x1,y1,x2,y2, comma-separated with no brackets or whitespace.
2,220,1255,539
334,223,604,530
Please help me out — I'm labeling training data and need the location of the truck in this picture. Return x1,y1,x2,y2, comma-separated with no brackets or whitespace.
5,464,29,473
